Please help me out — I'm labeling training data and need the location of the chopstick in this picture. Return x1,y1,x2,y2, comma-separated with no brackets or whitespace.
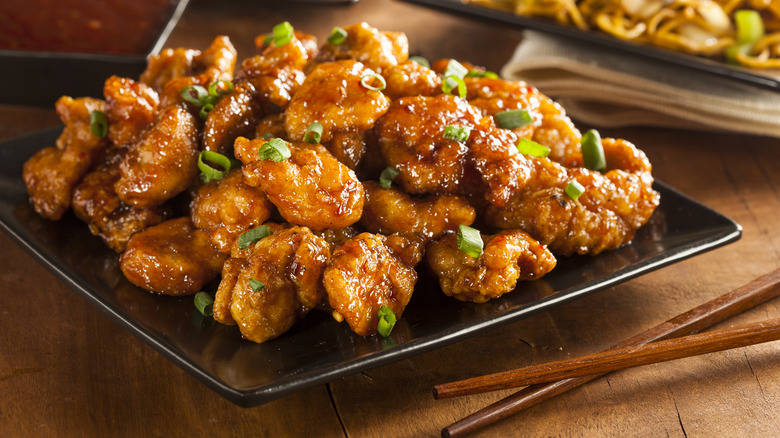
435,316,780,398
438,267,780,438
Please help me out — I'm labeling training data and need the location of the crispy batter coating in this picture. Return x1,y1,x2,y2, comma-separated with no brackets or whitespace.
213,226,330,343
360,180,475,239
426,229,556,303
324,232,417,336
374,94,483,195
383,60,441,100
465,77,541,140
237,137,365,230
140,47,199,94
190,168,275,252
103,76,159,147
120,217,228,296
485,138,660,255
316,22,408,73
254,112,287,140
23,96,108,220
72,148,168,253
467,124,531,208
531,95,583,167
202,81,263,155
285,60,390,168
115,105,199,209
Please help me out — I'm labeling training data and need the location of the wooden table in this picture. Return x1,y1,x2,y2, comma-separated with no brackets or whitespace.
2,0,779,436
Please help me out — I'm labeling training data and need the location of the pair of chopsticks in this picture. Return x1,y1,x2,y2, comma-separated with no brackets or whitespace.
434,268,780,437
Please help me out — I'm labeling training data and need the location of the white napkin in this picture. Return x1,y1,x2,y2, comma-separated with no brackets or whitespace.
501,31,780,138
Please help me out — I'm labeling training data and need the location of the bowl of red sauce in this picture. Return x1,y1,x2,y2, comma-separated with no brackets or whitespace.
0,0,189,106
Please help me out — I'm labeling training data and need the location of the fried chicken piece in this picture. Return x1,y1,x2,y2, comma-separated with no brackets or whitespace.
254,112,287,140
426,229,556,303
465,77,541,140
383,59,441,100
315,22,408,74
485,138,660,255
72,147,168,253
236,137,365,230
213,226,330,343
202,81,264,155
359,180,475,239
374,94,483,195
285,60,390,168
324,232,417,336
120,217,228,296
115,105,199,210
23,96,108,220
190,168,275,252
467,123,532,208
140,47,199,94
531,94,582,167
103,75,159,147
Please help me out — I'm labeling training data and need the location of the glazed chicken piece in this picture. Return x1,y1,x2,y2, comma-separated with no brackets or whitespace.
213,226,330,343
190,168,275,253
467,123,532,208
140,46,199,94
254,113,287,140
324,232,418,336
485,137,660,255
103,75,159,147
72,147,169,253
236,137,365,230
285,59,390,168
374,94,483,195
201,81,264,155
120,217,228,296
23,96,108,220
426,229,556,303
531,94,583,167
114,105,200,210
465,76,542,141
383,59,441,100
360,181,475,239
315,22,409,74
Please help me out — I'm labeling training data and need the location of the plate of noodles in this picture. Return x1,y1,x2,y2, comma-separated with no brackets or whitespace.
401,0,780,90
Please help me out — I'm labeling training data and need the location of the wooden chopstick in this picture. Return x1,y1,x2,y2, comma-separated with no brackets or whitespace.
439,267,780,438
435,316,780,399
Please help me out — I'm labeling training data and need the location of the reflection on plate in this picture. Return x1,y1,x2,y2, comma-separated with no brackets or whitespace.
400,0,780,91
0,0,189,107
0,127,741,406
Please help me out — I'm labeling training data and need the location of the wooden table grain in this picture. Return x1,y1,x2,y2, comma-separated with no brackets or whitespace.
1,0,779,436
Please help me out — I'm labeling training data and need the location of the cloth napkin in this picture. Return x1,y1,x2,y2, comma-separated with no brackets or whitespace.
500,31,780,138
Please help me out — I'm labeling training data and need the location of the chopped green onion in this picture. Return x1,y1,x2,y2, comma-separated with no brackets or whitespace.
208,80,233,97
409,56,430,68
180,85,208,106
198,150,232,182
377,304,396,337
565,180,586,201
457,224,483,259
327,26,348,45
237,225,271,250
443,125,471,142
516,138,551,157
735,9,764,45
199,103,214,120
442,75,466,98
304,122,323,144
272,21,294,47
249,278,265,292
89,110,108,138
258,138,291,162
581,129,606,172
379,167,400,189
360,73,387,91
181,81,233,119
443,59,469,80
465,70,499,79
495,109,534,130
194,291,214,317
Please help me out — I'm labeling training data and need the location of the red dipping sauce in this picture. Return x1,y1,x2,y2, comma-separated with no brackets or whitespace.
0,0,179,55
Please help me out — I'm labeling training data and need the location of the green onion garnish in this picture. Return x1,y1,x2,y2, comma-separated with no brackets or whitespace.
442,75,466,98
735,9,764,45
89,110,108,138
443,59,469,79
565,180,586,201
237,225,271,250
304,122,323,144
208,80,233,97
272,21,294,47
258,138,291,162
443,125,471,142
198,150,232,182
327,26,348,45
465,70,499,79
180,81,233,119
180,85,209,106
360,73,387,91
199,103,214,120
495,109,534,130
457,224,483,259
249,278,265,292
581,129,606,172
409,56,430,68
377,304,396,337
516,138,550,157
194,291,214,317
379,167,400,189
